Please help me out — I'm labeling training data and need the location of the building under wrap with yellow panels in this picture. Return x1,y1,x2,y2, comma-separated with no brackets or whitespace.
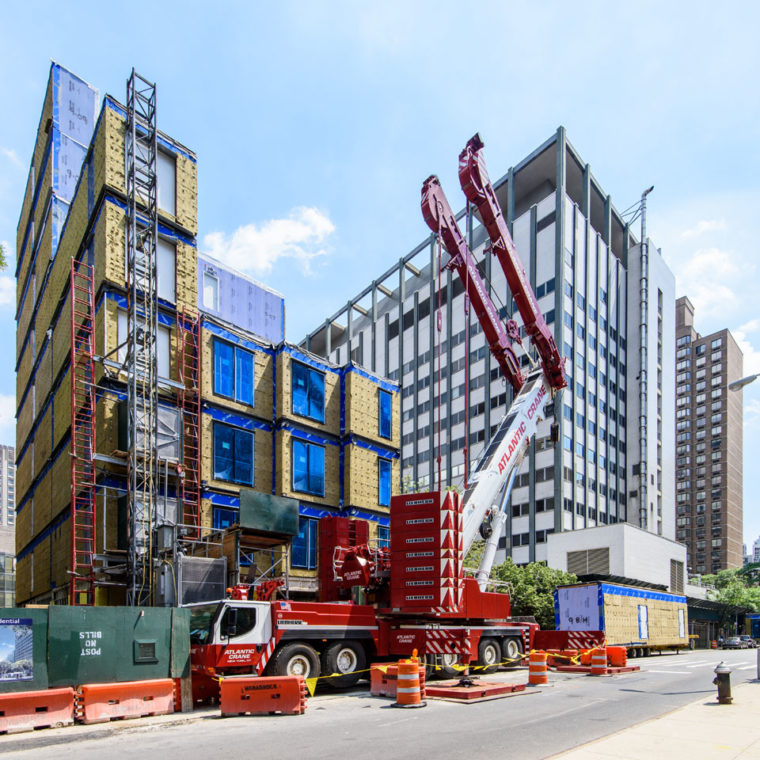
14,63,399,606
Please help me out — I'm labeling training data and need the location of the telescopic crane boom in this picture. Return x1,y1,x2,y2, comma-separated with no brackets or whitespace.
421,135,566,589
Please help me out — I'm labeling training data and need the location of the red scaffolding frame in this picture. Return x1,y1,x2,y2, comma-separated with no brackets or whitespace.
176,308,201,537
69,259,96,605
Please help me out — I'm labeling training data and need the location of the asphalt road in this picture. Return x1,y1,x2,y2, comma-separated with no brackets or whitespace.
1,648,757,759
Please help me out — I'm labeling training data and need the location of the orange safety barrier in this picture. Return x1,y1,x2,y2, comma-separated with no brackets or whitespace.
590,647,608,675
606,646,627,667
711,640,718,649
579,649,592,666
0,688,75,734
528,652,548,685
370,663,426,698
394,659,426,708
220,676,307,717
77,679,175,724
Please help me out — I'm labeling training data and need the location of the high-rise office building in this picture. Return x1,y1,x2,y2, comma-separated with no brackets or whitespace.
675,296,743,573
303,128,676,563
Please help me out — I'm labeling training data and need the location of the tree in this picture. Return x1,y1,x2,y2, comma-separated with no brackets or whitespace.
701,567,760,631
0,242,6,270
464,543,577,630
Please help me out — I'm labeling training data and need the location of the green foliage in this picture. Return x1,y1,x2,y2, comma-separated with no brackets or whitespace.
492,558,577,630
464,542,577,630
0,242,6,270
701,567,760,626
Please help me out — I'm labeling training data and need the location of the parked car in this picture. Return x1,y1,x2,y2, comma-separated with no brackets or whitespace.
722,636,748,649
739,635,757,648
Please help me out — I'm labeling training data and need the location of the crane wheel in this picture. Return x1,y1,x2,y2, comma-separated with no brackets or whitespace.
320,640,366,689
271,643,321,680
478,638,501,673
502,637,524,668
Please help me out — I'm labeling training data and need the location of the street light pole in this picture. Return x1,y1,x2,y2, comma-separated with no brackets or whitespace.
729,373,759,392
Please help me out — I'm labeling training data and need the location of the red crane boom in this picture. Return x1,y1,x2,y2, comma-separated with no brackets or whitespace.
421,175,524,393
458,134,567,391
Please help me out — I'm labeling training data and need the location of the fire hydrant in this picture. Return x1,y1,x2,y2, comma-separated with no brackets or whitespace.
713,661,733,704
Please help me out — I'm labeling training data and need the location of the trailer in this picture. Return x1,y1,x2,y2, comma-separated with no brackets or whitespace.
554,582,689,656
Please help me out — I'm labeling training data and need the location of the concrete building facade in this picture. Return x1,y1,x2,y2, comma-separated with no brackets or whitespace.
675,296,743,573
303,128,676,564
0,445,15,605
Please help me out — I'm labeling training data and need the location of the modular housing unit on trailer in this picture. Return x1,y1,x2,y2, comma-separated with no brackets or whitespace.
554,582,688,655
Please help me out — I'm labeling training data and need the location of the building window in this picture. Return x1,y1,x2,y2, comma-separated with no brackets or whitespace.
213,422,254,486
118,311,171,379
292,439,325,496
377,525,390,548
213,339,254,405
157,150,177,215
292,517,318,569
156,238,176,303
378,458,391,506
292,362,326,423
379,390,392,439
203,270,219,311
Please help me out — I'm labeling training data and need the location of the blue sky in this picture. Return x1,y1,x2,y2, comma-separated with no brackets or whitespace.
1,2,759,550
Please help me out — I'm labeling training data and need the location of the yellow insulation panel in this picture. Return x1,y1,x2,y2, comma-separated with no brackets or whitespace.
344,371,400,447
275,351,341,437
343,443,398,513
199,326,274,422
602,592,688,648
200,414,273,495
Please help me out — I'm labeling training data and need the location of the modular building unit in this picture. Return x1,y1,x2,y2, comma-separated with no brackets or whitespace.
555,582,688,654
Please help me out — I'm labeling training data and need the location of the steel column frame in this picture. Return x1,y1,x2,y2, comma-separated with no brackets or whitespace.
125,69,159,606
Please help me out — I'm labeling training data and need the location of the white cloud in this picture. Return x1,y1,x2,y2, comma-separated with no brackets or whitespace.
0,277,13,306
202,207,335,277
0,395,15,446
680,219,726,238
0,148,23,169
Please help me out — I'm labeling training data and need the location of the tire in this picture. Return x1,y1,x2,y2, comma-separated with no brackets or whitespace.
271,643,320,679
478,638,501,674
320,640,366,689
437,653,461,679
501,637,524,668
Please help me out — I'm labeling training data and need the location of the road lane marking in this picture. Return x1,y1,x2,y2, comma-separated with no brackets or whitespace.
646,670,690,674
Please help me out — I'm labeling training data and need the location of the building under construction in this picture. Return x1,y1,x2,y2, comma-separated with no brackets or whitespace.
14,63,400,607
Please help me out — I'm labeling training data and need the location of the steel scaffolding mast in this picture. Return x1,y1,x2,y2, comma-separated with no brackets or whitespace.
125,70,159,605
69,260,97,605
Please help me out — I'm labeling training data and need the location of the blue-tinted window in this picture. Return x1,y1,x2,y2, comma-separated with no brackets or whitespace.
563,436,572,452
213,507,237,531
378,458,391,506
213,338,254,405
564,312,572,328
292,517,318,569
379,390,392,439
213,422,254,485
292,439,325,496
564,405,572,420
214,340,234,398
377,525,390,548
292,362,325,422
577,294,585,310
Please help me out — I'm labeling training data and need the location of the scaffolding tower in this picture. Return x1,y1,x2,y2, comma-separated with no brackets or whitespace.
69,260,97,605
125,70,159,605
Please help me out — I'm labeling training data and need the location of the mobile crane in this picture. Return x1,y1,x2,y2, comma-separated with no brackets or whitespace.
188,136,566,695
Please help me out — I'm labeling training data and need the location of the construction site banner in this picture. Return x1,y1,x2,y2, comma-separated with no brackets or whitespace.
0,609,49,693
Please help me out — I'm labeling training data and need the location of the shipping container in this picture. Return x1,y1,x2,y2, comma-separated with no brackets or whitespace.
554,582,689,655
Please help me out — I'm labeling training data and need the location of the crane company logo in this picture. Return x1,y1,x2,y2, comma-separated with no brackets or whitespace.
224,649,254,662
526,385,546,420
497,421,526,474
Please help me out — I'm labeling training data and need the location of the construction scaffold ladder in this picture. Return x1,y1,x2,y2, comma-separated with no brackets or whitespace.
69,260,97,605
125,69,159,606
176,308,201,537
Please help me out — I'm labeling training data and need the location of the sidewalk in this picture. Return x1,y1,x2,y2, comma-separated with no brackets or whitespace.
550,681,760,760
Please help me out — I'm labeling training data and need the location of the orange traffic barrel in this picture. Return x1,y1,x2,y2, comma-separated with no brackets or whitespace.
711,640,718,649
528,651,548,685
393,660,426,708
590,647,608,675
